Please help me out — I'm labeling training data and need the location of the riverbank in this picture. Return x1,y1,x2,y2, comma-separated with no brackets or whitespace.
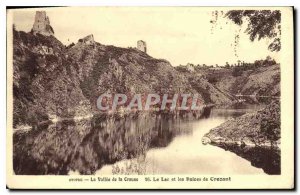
202,100,280,148
13,105,215,133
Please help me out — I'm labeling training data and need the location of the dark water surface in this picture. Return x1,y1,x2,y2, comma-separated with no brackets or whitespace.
13,107,280,175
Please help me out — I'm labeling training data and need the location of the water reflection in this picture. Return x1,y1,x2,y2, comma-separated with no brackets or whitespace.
211,143,280,175
13,111,201,175
13,107,280,175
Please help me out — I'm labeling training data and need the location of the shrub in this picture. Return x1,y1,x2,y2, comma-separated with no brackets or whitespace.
232,67,243,77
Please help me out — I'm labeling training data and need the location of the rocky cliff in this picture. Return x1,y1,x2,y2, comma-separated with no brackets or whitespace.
13,30,236,128
175,70,236,105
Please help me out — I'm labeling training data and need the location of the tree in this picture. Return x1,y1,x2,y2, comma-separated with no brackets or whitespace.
259,101,280,146
225,62,230,68
225,10,281,51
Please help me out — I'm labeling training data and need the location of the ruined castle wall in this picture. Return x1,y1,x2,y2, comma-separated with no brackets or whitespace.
78,34,95,45
32,11,54,36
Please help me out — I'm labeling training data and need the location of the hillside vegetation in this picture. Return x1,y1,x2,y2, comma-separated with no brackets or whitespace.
13,30,238,127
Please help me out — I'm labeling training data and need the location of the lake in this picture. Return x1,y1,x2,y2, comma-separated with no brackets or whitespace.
13,106,280,175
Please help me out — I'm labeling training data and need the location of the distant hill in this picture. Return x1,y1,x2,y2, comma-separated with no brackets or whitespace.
195,64,280,97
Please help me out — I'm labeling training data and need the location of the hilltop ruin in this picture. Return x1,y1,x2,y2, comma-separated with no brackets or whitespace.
78,34,95,45
32,11,54,36
137,40,147,53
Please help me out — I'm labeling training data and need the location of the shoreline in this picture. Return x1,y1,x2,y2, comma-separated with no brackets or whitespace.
13,104,216,132
202,136,280,149
202,100,280,149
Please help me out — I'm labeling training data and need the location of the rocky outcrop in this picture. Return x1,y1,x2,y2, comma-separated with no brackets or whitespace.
203,100,280,147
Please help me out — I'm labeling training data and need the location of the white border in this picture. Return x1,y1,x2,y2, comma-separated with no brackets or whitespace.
1,0,299,194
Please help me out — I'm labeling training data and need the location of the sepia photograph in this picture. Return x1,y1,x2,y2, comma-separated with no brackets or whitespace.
6,6,294,189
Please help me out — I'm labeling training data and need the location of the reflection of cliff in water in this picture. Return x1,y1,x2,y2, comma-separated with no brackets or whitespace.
211,143,280,175
13,111,203,175
200,107,212,119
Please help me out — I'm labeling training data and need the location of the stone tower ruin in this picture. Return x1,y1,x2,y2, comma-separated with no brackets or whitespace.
137,40,147,53
32,11,54,36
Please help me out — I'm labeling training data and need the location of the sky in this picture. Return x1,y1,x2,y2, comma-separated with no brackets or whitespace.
10,7,279,66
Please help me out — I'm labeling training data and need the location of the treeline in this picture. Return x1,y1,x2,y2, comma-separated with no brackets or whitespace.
227,56,277,69
176,56,278,75
231,56,277,77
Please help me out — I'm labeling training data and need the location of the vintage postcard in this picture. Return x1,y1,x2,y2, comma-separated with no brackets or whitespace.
6,6,294,189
